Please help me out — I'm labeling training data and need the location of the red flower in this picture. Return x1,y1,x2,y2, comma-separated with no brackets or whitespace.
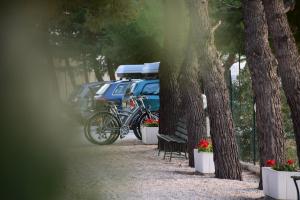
198,139,209,149
201,143,208,148
266,159,276,167
144,118,159,126
197,139,212,152
287,160,295,165
144,119,154,124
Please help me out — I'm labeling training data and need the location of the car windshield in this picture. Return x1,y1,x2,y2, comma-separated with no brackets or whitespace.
113,84,129,95
96,83,110,95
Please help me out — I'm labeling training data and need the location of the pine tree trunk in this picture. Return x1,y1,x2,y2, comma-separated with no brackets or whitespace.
178,29,206,167
159,0,185,135
93,66,104,82
84,62,89,83
107,66,116,81
187,0,242,180
65,58,77,88
159,66,179,135
107,67,116,81
84,68,89,83
243,0,285,189
263,0,300,163
106,58,116,81
224,54,236,90
47,55,60,101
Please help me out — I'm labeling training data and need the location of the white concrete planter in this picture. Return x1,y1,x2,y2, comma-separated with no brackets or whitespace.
262,167,300,200
194,149,215,173
141,126,158,144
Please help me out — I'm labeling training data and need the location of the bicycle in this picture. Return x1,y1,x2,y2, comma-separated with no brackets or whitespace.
84,96,159,145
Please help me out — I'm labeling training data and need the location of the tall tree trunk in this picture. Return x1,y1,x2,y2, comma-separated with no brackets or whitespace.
93,66,104,82
84,68,89,83
159,0,185,135
107,66,116,81
83,62,89,83
107,59,116,81
65,58,77,88
178,29,206,167
159,67,179,135
223,54,236,112
224,54,236,90
45,53,60,101
263,0,300,163
243,0,285,189
187,0,242,180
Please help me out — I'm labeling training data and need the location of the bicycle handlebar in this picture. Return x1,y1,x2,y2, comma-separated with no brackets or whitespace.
130,96,148,110
131,95,148,100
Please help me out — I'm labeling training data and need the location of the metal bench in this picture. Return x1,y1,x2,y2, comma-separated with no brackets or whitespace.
157,119,188,161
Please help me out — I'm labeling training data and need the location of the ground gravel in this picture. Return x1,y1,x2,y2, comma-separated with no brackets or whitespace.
60,132,265,200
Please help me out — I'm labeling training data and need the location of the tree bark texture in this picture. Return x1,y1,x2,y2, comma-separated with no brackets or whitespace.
243,0,285,189
66,58,77,88
159,0,185,135
224,54,236,90
93,65,104,82
84,61,90,83
46,55,60,102
107,60,116,81
263,0,300,163
159,64,180,135
178,28,206,167
84,68,89,83
187,0,242,180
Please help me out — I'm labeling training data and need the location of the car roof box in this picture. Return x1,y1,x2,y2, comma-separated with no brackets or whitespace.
115,64,144,78
142,62,159,74
116,62,160,79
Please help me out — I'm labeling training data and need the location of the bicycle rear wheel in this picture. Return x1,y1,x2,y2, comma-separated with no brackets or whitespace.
85,112,120,145
131,113,143,140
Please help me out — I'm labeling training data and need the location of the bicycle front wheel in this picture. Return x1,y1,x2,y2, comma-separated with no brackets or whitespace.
85,112,121,145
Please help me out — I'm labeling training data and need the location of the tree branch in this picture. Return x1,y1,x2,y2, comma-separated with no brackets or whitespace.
284,0,296,13
210,20,222,46
211,20,222,35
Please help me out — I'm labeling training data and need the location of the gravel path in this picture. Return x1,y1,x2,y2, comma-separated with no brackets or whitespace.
60,132,264,200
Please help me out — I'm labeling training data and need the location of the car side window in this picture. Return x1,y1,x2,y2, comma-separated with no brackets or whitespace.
96,84,110,95
141,83,159,95
113,84,129,95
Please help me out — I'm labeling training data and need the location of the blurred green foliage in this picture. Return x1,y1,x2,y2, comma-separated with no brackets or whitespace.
232,65,256,162
49,0,165,80
210,0,300,54
210,0,244,55
232,65,295,162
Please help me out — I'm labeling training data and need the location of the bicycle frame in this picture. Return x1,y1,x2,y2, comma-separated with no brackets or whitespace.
109,97,147,127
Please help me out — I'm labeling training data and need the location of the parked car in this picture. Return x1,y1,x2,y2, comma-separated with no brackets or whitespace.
122,79,160,112
94,80,137,110
68,82,106,121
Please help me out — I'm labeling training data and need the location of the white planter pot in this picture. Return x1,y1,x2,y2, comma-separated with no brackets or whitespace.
262,167,300,200
193,149,215,173
141,126,158,144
